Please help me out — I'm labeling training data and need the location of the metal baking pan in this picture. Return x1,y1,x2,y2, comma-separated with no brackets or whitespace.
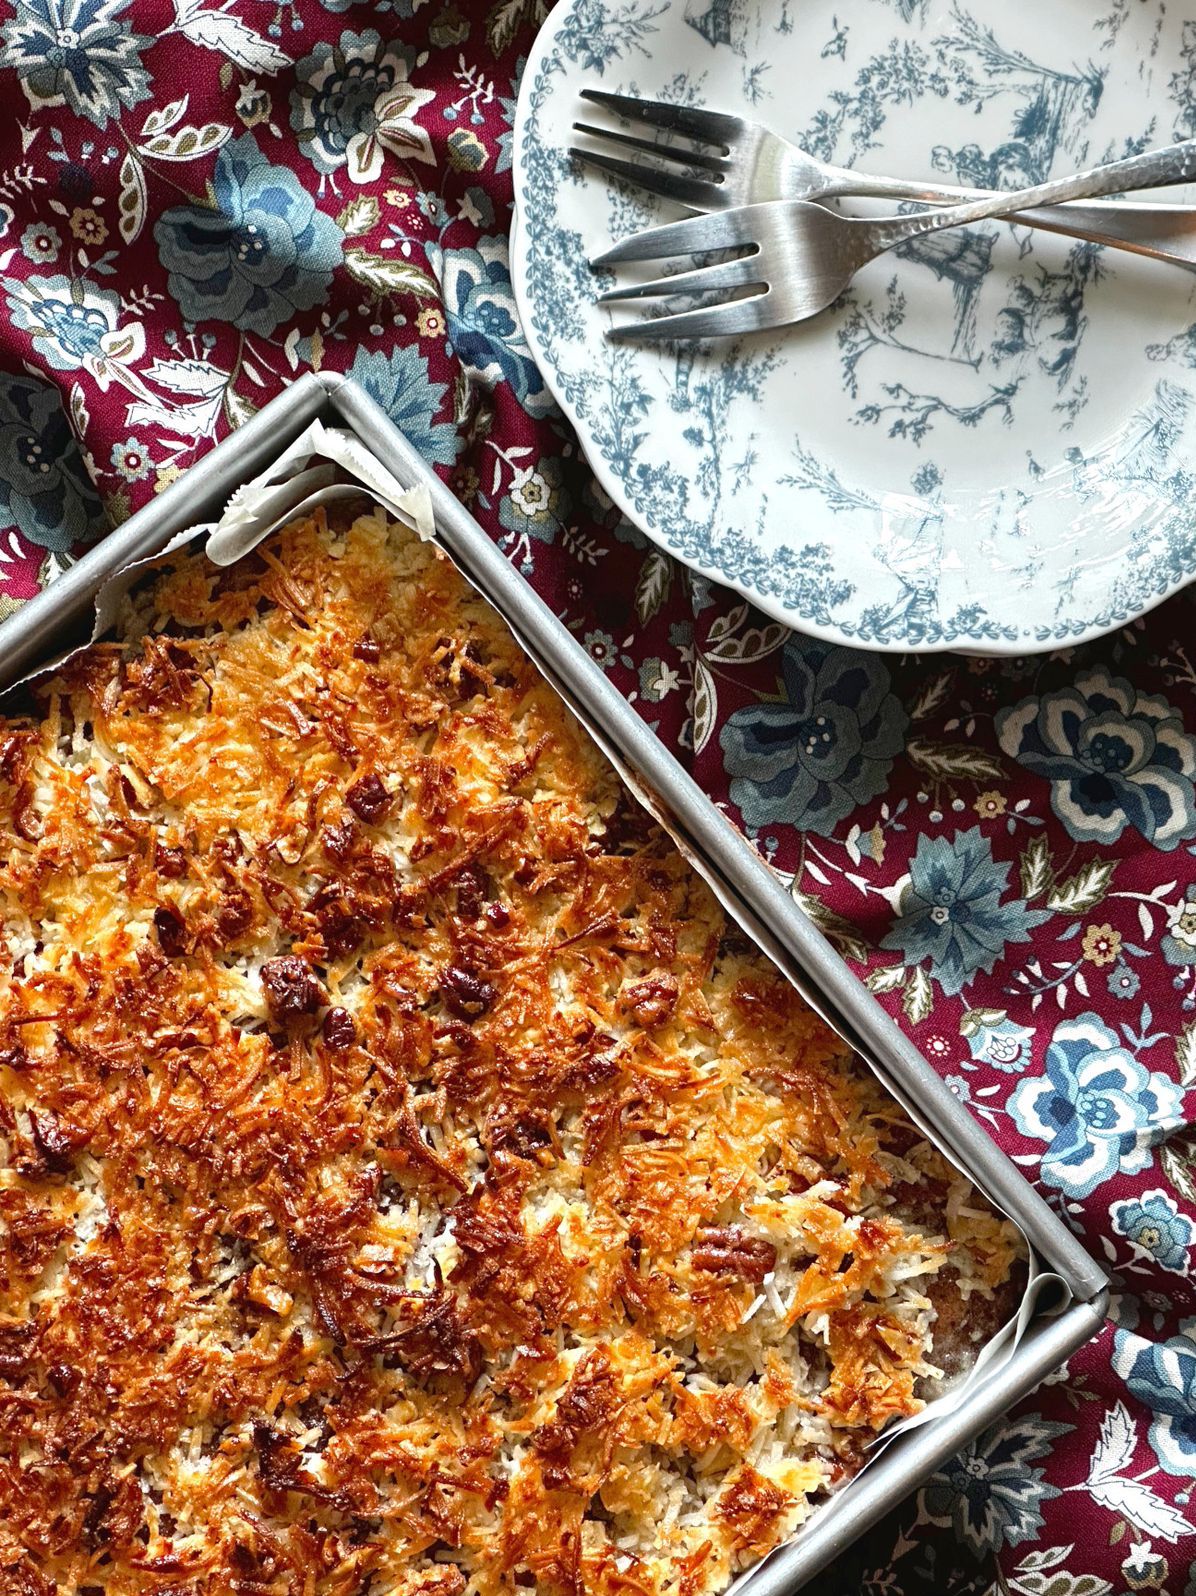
0,372,1109,1592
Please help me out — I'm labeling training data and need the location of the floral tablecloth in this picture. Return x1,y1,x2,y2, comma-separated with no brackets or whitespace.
0,1,1194,1592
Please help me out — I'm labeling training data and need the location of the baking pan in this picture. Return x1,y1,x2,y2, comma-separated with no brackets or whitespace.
0,372,1109,1593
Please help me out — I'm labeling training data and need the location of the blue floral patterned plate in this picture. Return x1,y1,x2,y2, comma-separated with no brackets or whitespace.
511,0,1196,653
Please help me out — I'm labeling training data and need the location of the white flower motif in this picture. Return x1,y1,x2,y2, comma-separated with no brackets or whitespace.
457,190,485,226
290,30,435,187
1165,895,1196,950
5,273,145,386
509,468,551,518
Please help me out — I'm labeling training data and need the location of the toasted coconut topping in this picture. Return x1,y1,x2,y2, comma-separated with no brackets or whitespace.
0,509,1024,1596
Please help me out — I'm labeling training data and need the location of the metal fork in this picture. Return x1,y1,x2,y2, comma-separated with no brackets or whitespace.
572,88,1196,269
593,138,1196,341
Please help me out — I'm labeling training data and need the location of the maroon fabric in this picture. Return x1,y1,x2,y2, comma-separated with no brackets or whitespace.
0,2,1194,1591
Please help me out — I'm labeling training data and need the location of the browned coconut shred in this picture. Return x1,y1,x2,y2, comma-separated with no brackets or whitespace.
0,507,1025,1596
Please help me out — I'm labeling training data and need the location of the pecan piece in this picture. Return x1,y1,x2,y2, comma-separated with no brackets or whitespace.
153,842,188,879
29,1110,89,1174
322,1007,357,1051
321,815,358,862
47,1362,80,1397
439,964,495,1020
346,773,392,825
215,887,255,942
691,1225,776,1284
0,1042,30,1073
154,904,188,958
260,955,325,1022
622,969,679,1028
455,861,489,921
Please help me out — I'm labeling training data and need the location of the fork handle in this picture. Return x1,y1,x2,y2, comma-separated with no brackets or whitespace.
861,139,1196,252
819,169,1031,205
820,167,1186,215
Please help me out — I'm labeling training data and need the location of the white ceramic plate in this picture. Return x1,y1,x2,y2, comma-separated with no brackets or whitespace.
511,0,1196,653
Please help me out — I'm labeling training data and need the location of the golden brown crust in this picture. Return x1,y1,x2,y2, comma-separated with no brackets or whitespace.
0,510,1024,1596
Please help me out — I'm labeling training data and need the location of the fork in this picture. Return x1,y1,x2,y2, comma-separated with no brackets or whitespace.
572,88,1196,269
593,137,1196,341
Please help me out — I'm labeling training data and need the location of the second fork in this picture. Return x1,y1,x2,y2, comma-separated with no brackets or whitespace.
572,88,1196,270
594,135,1196,341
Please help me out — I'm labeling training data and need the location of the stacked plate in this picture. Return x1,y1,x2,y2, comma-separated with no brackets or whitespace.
511,0,1196,653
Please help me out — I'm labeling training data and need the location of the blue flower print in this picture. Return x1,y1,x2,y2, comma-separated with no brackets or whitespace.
1108,963,1142,1001
290,29,434,184
110,437,150,483
426,236,552,417
997,667,1196,852
881,829,1049,997
5,273,127,374
961,1010,1035,1073
919,1413,1073,1555
583,630,617,670
0,0,152,128
1112,1190,1194,1274
415,189,449,226
1008,1014,1185,1198
720,640,907,840
1113,1319,1196,1476
155,134,344,336
20,222,61,265
0,374,104,552
347,345,458,466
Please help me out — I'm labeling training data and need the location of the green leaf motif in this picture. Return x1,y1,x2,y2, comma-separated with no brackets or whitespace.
902,965,933,1024
794,891,870,965
1011,1546,1112,1594
486,0,546,55
705,602,749,647
909,670,954,722
343,247,440,301
1020,832,1054,901
907,739,1005,783
117,152,147,245
691,656,716,756
866,963,908,994
703,620,789,666
224,387,257,429
336,196,381,238
1161,1140,1196,1207
1013,1547,1075,1574
1177,1020,1196,1086
1046,859,1116,914
138,122,231,162
634,549,672,625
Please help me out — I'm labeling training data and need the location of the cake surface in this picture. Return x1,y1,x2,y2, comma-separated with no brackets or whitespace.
0,510,1023,1596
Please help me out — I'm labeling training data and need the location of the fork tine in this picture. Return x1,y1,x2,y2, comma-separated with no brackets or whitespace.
591,208,752,265
572,120,727,174
605,291,774,343
597,251,762,303
579,87,742,147
569,146,719,210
